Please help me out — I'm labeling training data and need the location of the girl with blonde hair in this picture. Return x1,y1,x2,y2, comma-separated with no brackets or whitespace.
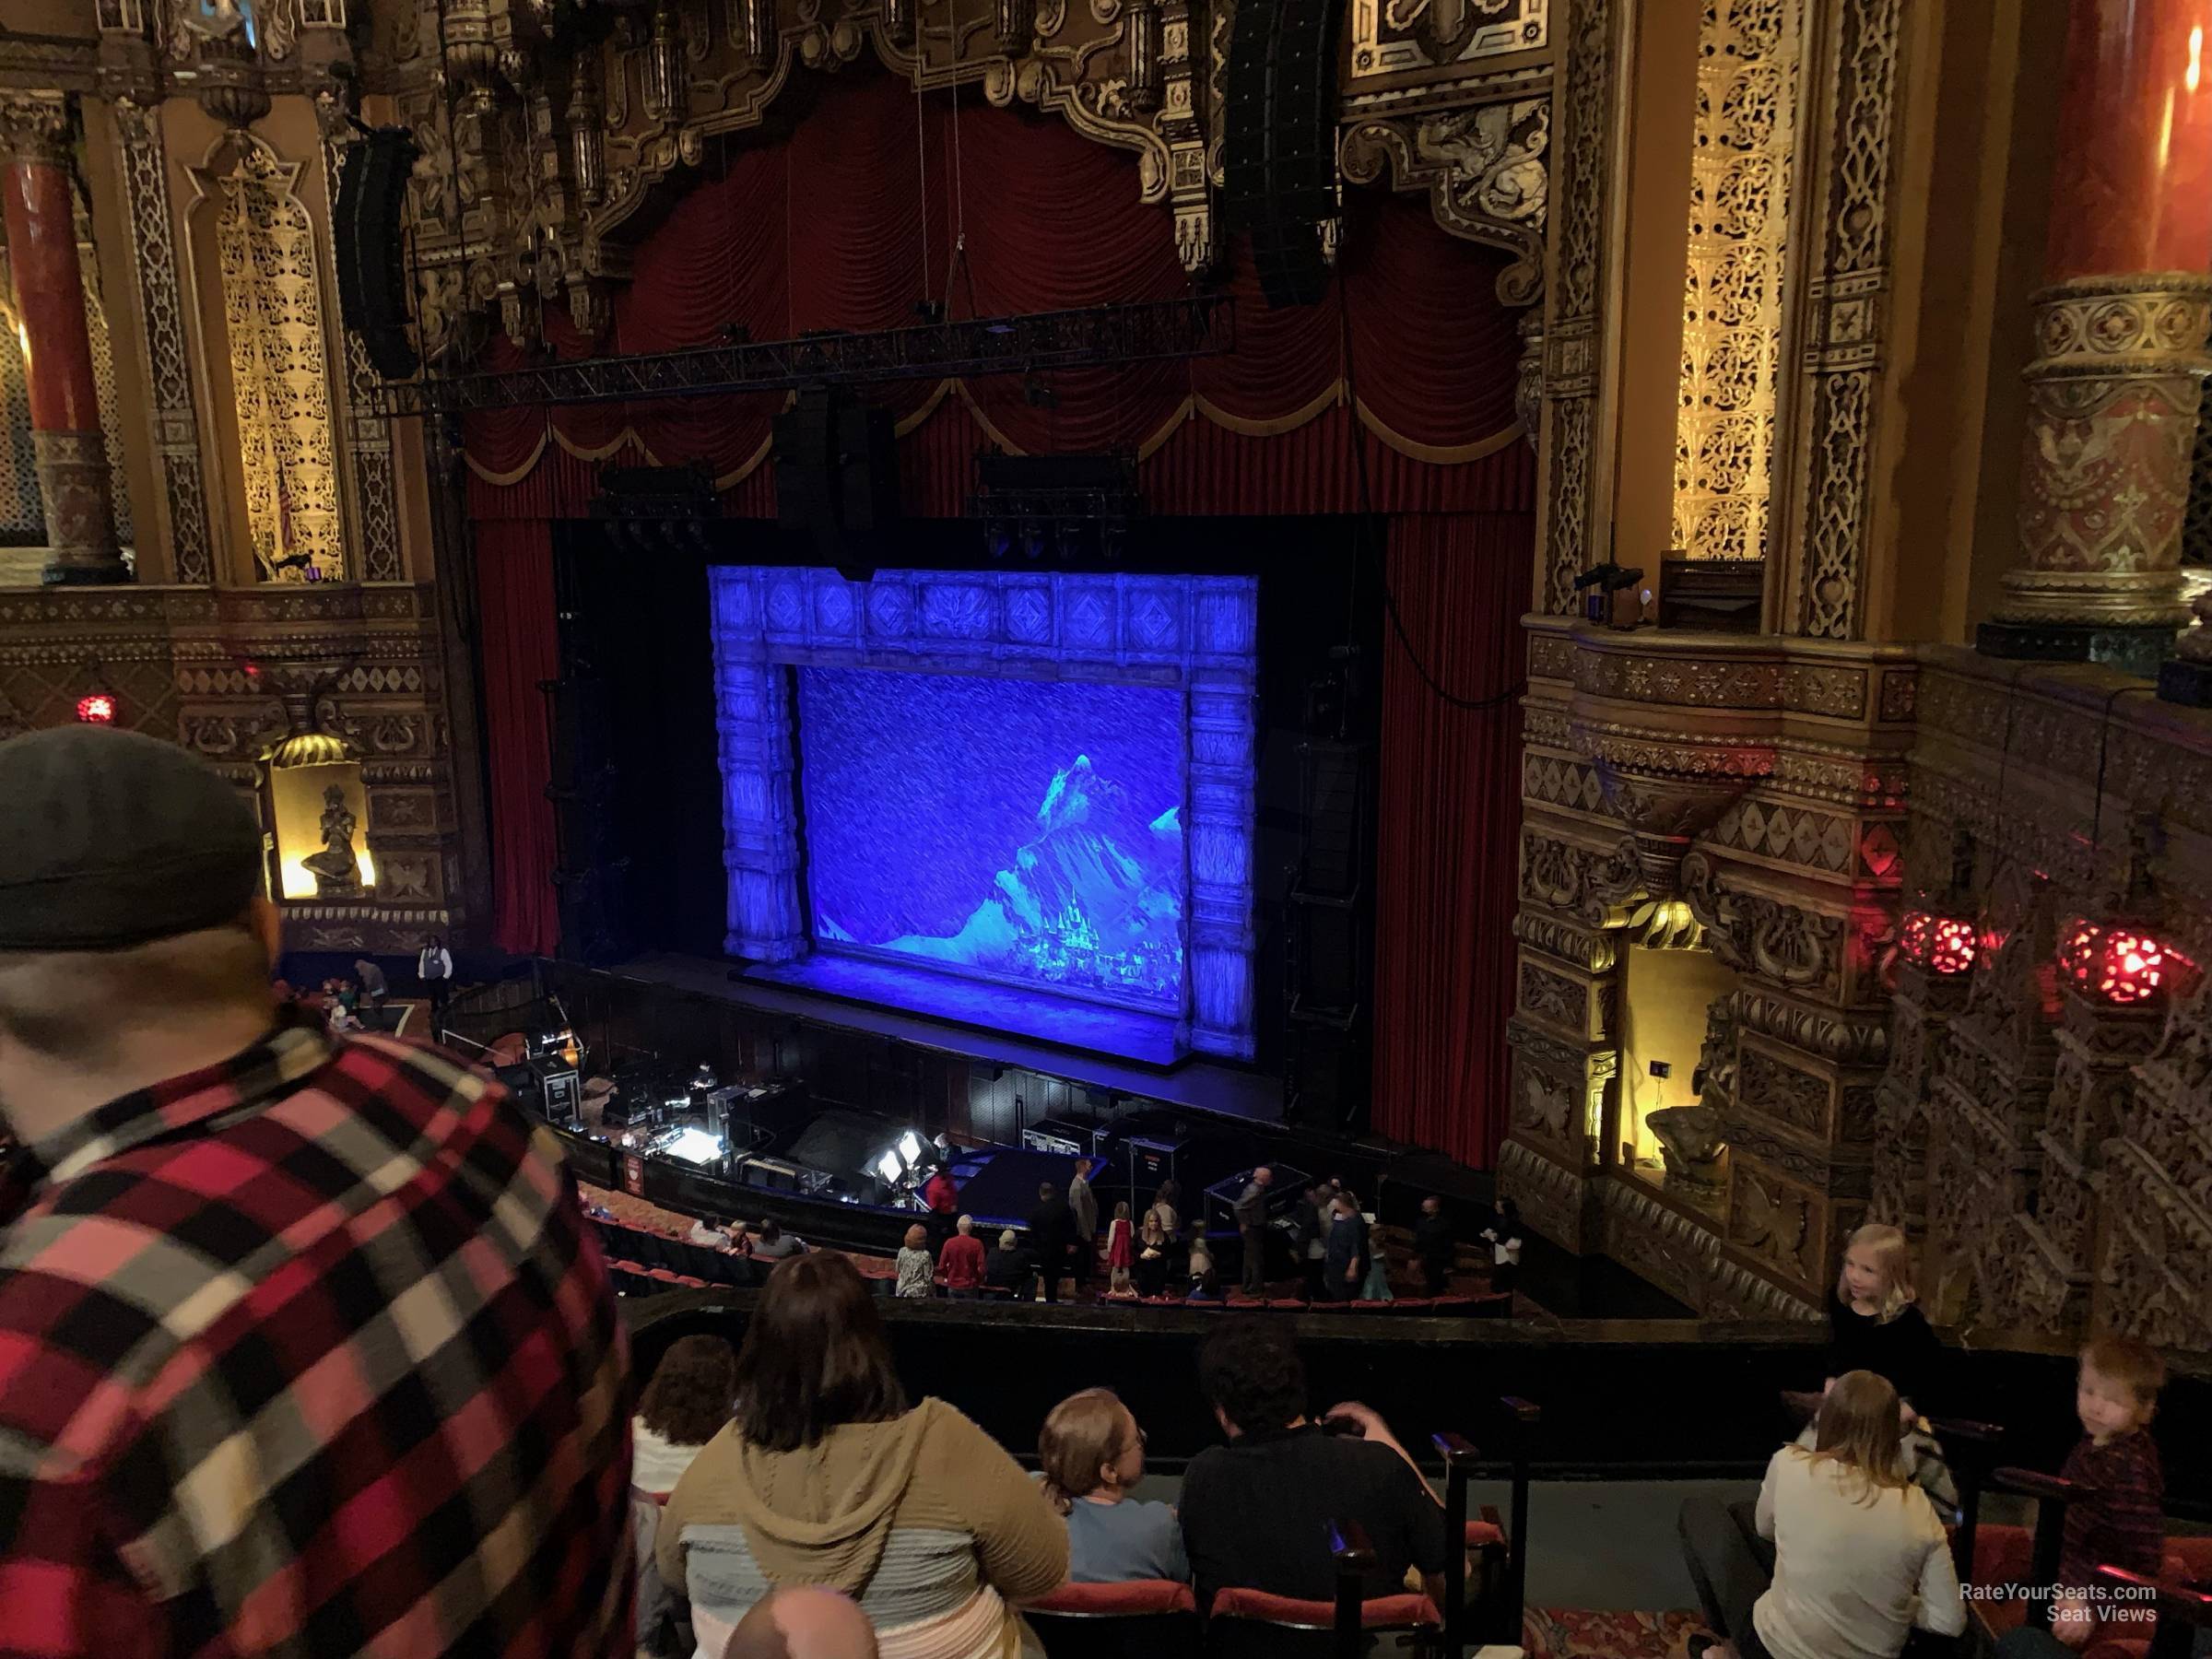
1037,1388,1187,1584
1828,1223,1941,1414
1679,1371,1965,1659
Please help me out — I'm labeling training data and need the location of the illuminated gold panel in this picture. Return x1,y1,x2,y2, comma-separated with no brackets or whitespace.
270,760,375,900
1618,943,1736,1175
215,144,343,583
1674,0,1802,561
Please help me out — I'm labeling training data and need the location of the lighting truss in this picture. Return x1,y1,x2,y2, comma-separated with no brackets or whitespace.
369,295,1234,418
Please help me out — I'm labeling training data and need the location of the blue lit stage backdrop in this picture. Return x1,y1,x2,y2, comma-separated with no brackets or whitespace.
797,669,1187,1010
708,567,1259,1062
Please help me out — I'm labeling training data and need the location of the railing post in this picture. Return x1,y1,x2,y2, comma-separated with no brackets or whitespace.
1331,1521,1379,1659
1432,1431,1478,1659
1500,1396,1541,1645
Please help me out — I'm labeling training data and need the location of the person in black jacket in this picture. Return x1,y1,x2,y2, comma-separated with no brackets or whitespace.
1827,1223,1941,1414
985,1228,1038,1300
1413,1195,1455,1299
1029,1182,1075,1304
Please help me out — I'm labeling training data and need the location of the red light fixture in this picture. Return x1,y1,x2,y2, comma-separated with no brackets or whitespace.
1900,909,1978,976
2056,917,2194,1007
75,691,117,725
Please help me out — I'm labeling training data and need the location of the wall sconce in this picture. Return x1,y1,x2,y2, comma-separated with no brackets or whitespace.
1897,830,1978,976
2053,817,2200,1009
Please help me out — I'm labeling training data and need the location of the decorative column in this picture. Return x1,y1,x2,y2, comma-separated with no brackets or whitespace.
0,95,129,585
1983,0,2212,675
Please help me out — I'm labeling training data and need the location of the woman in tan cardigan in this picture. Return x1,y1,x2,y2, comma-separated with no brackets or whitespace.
658,1253,1066,1659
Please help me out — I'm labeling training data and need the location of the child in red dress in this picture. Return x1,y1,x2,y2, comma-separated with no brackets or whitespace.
1106,1200,1135,1295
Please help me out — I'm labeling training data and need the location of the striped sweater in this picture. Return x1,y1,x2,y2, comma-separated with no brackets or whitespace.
658,1400,1066,1659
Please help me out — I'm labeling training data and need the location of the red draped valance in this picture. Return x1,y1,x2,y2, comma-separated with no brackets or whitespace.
461,71,1533,518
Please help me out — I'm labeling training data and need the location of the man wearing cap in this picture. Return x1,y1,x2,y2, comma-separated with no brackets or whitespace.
0,727,634,1656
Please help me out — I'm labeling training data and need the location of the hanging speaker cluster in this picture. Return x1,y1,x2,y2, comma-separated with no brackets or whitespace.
333,124,423,381
1221,0,1347,309
773,389,901,578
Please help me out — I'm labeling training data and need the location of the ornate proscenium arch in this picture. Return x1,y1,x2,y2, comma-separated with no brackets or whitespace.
1338,83,1549,307
389,0,1561,352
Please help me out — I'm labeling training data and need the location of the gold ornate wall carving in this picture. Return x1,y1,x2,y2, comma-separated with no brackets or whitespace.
112,96,215,584
1350,0,1549,79
1502,616,1913,1316
1873,648,2212,1355
206,138,345,583
1532,0,1612,614
1776,0,1904,641
0,300,38,540
1673,0,1801,565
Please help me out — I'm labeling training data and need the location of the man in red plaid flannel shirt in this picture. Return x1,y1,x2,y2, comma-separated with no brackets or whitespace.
0,727,634,1657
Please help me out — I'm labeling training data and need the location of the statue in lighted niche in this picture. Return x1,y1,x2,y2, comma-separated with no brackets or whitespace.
301,784,363,896
1646,991,1737,1194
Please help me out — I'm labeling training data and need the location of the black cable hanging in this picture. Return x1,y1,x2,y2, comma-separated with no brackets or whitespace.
1335,270,1526,713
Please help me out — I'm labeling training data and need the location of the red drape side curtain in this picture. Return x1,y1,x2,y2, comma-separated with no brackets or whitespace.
474,520,561,958
1370,513,1533,1170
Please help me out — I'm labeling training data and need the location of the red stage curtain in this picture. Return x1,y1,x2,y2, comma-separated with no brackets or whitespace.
1371,512,1533,1170
475,521,561,957
458,74,1532,512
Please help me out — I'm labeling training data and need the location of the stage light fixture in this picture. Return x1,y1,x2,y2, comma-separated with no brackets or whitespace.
876,1149,905,1185
899,1130,924,1167
665,1126,725,1167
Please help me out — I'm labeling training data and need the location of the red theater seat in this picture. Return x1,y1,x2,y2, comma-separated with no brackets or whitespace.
1208,1586,1441,1630
1026,1579,1200,1657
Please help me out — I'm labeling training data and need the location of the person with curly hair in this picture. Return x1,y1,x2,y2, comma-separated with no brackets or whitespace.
633,1335,739,1653
636,1335,739,1497
1177,1319,1446,1611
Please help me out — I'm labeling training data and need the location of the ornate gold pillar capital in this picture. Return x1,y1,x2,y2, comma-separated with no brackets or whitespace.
0,95,73,170
1999,273,2212,629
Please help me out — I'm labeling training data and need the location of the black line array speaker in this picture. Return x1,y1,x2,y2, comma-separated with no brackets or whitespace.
333,125,422,381
1222,0,1347,308
774,390,900,538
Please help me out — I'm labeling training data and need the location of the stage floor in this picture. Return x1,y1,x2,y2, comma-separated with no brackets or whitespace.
745,952,1182,1065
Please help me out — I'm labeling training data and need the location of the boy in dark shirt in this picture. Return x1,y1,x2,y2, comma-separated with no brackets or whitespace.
1414,1195,1456,1299
2052,1335,2167,1648
1179,1320,1448,1610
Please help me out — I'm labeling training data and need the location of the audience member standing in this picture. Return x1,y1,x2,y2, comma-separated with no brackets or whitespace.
1414,1195,1456,1299
1040,1389,1188,1584
939,1215,987,1297
1179,1321,1447,1609
1135,1210,1171,1299
1677,1370,1965,1659
922,1164,960,1250
0,728,633,1657
1360,1223,1394,1301
1067,1158,1100,1291
658,1253,1065,1658
1106,1201,1135,1294
352,956,389,1006
1323,1191,1367,1301
417,932,453,1028
1029,1182,1075,1303
1233,1166,1274,1297
894,1224,935,1299
1147,1182,1181,1241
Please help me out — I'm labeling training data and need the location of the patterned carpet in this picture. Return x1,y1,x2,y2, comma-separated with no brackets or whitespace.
1523,1607,1700,1659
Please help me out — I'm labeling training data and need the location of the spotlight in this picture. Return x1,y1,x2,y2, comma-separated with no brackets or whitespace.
899,1130,924,1167
664,1127,726,1167
876,1149,905,1185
